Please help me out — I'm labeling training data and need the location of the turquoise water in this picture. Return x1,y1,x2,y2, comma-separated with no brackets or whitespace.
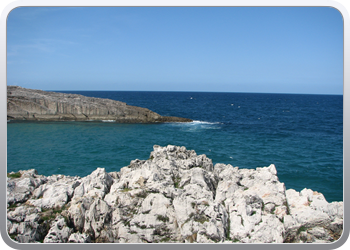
7,92,343,202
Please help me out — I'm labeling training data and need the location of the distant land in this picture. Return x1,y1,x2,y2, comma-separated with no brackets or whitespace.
7,86,192,123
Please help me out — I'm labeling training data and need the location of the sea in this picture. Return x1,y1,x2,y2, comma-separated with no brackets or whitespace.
7,91,343,202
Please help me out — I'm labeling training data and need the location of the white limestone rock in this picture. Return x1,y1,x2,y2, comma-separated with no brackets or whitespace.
28,175,80,209
44,215,73,243
68,232,91,243
7,169,47,205
68,196,94,232
6,145,343,244
73,168,114,199
83,198,112,239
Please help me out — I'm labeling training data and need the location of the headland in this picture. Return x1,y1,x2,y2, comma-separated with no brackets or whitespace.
7,86,192,123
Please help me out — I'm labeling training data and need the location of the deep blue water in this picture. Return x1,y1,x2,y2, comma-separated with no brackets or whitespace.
7,91,343,202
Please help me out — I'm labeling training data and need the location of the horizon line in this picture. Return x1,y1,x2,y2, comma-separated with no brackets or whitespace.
7,85,343,96
52,89,343,96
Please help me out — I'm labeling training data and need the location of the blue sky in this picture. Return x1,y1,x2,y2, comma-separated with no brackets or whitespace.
7,7,343,94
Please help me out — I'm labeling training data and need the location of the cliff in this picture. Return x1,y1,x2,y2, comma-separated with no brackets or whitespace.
7,86,192,123
7,145,343,244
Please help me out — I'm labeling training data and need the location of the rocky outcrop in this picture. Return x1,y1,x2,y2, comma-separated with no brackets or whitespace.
6,145,343,243
7,86,192,123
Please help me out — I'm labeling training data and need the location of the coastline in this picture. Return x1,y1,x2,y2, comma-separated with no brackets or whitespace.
7,145,343,243
7,86,192,123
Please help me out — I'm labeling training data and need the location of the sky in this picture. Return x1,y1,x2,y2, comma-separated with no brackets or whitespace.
6,7,344,94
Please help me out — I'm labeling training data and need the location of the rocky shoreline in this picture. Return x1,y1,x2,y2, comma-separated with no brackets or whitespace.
7,145,343,243
7,86,192,123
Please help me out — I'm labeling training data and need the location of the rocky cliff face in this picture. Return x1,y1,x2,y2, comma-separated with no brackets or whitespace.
7,145,343,244
7,86,192,123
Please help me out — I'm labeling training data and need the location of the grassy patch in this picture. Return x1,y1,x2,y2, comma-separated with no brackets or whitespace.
156,215,169,222
226,217,231,239
297,226,307,235
123,220,131,227
283,201,290,215
40,215,53,222
153,226,169,236
160,237,171,242
7,203,17,211
7,172,21,178
194,215,209,224
221,200,226,207
271,209,276,214
39,205,67,222
134,222,147,229
136,191,148,198
121,187,132,192
53,205,66,214
172,176,181,188
8,233,18,240
148,189,159,193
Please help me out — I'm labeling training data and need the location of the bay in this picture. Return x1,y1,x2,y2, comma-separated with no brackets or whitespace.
7,91,343,202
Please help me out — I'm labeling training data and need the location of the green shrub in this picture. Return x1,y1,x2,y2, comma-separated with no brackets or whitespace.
123,220,131,227
9,233,17,240
8,203,17,210
136,191,148,198
172,176,181,188
194,215,209,224
7,172,21,178
160,237,171,242
226,218,231,239
156,215,169,222
297,226,307,234
39,205,67,223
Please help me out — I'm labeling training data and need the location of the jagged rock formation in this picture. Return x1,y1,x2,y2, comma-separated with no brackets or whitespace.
7,86,192,123
7,145,343,243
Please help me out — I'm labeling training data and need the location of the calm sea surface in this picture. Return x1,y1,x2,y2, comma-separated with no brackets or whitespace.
7,91,343,202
